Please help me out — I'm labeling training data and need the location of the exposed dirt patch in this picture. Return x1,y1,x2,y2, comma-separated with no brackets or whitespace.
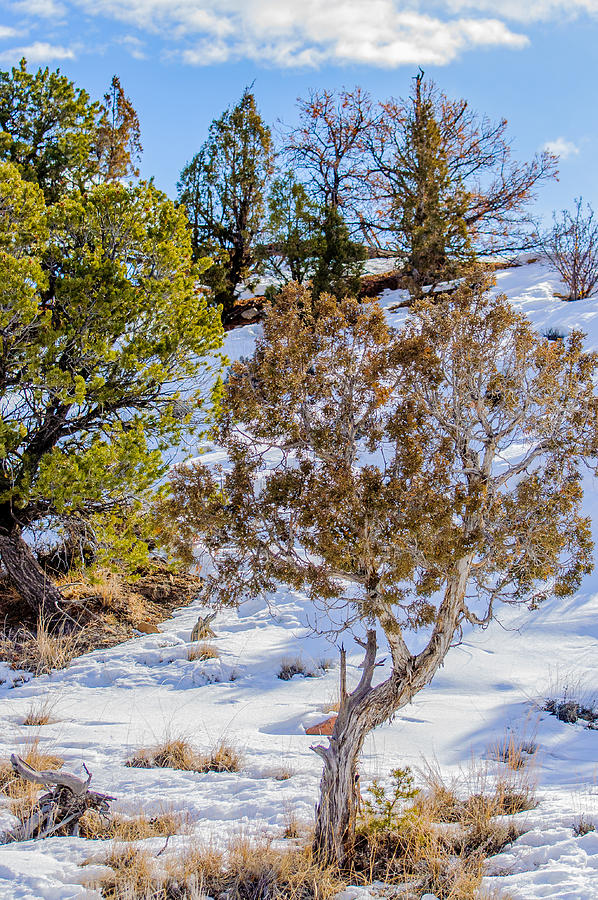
0,566,202,673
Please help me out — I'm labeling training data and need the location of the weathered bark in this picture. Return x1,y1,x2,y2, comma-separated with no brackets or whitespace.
313,558,473,867
313,717,363,865
0,525,64,620
312,630,379,865
4,755,115,842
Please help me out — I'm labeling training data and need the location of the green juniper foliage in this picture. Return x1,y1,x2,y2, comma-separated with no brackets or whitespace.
0,161,222,616
0,58,98,203
311,205,366,300
362,767,419,833
260,171,320,287
389,71,472,291
178,90,274,321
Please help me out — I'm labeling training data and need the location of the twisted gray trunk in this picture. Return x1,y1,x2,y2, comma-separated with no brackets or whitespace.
0,523,64,621
312,557,472,866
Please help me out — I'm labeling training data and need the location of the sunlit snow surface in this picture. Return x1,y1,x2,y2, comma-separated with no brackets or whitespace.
2,260,598,898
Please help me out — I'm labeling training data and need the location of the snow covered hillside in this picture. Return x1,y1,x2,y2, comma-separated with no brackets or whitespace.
2,260,598,899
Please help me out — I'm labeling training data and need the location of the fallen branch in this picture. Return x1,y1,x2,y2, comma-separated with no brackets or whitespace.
3,755,115,842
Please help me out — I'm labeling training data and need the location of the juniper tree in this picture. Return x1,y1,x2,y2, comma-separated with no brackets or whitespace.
377,70,473,291
0,58,98,202
311,205,366,300
159,275,597,866
0,162,222,621
259,172,320,286
178,90,274,321
366,72,557,287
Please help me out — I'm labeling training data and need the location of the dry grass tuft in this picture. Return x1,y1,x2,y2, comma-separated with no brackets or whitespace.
126,737,199,772
278,655,331,680
278,655,311,680
282,802,304,840
80,809,186,841
201,740,243,774
268,764,294,781
0,566,202,673
98,836,345,900
490,733,538,771
100,845,156,899
126,737,243,774
321,688,341,714
22,696,60,727
573,814,596,837
0,617,82,675
352,753,536,898
187,642,219,662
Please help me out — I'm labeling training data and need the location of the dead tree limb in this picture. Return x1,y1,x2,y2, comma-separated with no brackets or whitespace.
3,755,115,842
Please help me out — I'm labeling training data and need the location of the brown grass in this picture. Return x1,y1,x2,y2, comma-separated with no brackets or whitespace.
0,617,82,675
80,809,187,841
268,764,294,781
350,753,536,898
100,845,156,899
97,747,529,900
0,741,64,821
0,566,201,673
489,733,538,771
21,696,60,727
187,642,219,661
126,737,243,774
98,836,345,900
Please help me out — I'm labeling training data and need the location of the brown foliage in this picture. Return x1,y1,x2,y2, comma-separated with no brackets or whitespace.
93,75,142,182
157,274,597,864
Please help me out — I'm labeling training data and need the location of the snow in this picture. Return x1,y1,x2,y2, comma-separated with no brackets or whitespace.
2,258,598,898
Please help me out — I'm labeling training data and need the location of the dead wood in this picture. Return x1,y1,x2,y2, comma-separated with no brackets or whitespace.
3,754,115,842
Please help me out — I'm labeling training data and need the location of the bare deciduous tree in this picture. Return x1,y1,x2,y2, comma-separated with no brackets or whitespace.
541,198,598,301
282,87,375,217
159,275,598,866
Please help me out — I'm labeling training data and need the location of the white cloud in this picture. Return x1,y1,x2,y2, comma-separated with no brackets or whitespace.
543,137,580,159
444,0,598,23
7,0,598,70
0,40,76,63
11,0,67,17
118,34,147,59
0,26,20,39
70,0,528,68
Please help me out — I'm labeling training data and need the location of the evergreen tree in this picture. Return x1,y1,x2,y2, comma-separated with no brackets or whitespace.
388,70,472,291
368,71,557,289
93,75,142,183
0,162,222,620
260,172,319,286
311,205,366,299
159,275,597,866
0,58,98,202
178,90,274,322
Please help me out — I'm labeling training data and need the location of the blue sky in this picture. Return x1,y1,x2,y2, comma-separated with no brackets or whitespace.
0,0,596,223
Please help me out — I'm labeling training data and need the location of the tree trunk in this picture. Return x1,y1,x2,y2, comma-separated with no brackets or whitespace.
312,631,380,866
312,561,473,867
0,526,64,621
313,708,365,866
